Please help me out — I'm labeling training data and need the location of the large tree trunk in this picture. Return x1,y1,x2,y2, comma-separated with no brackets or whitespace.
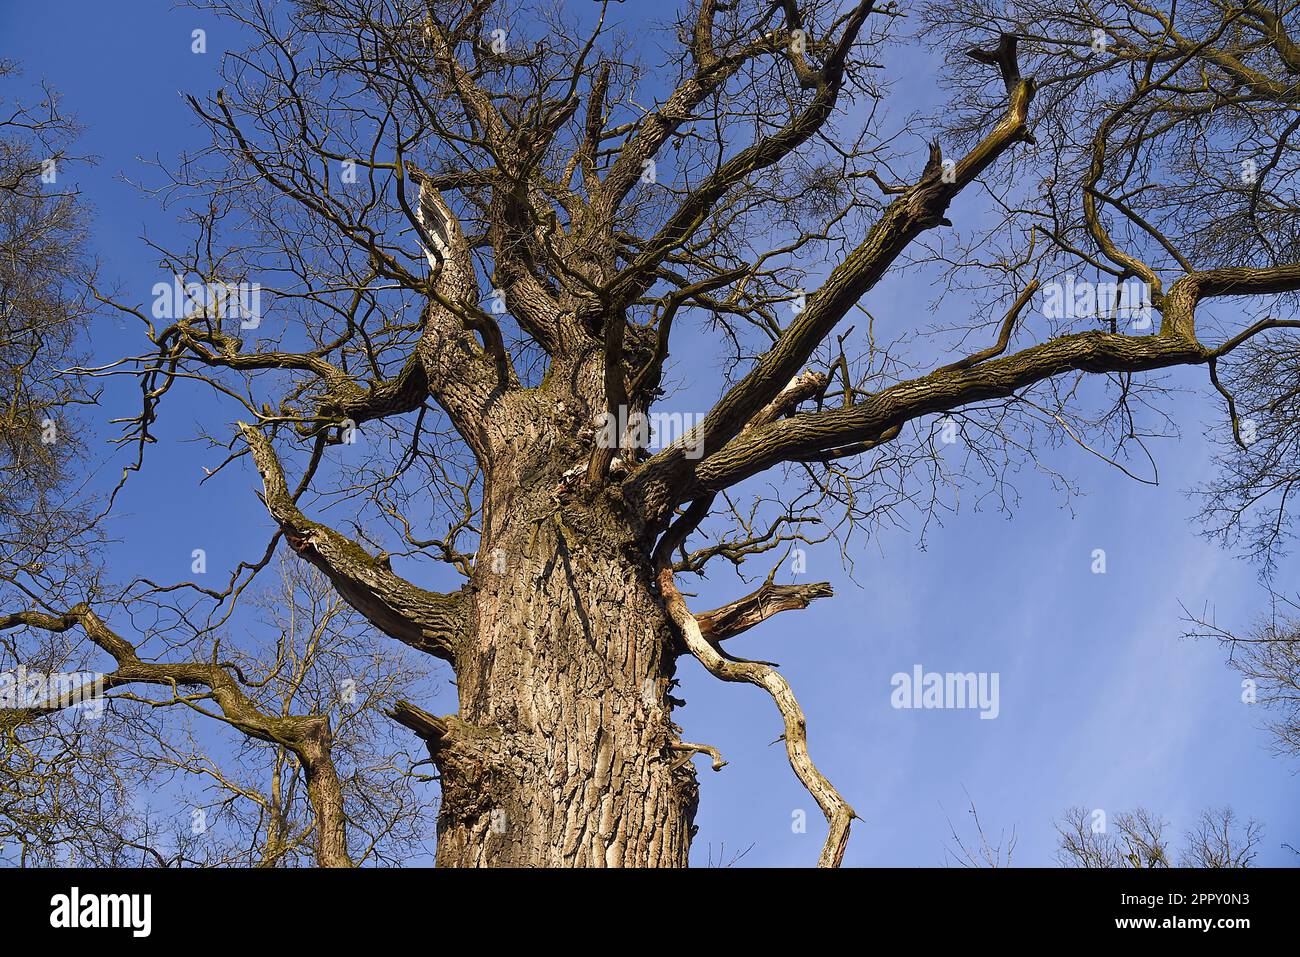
432,476,699,867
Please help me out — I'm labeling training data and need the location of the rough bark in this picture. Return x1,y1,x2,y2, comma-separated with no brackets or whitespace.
300,727,352,869
427,463,700,867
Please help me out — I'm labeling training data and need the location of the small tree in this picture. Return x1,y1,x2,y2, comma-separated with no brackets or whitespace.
1056,807,1172,868
1187,596,1300,762
1181,807,1264,868
1056,805,1261,868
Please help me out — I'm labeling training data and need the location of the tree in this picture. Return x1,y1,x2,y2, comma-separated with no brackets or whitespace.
1056,805,1261,867
0,59,98,617
0,61,113,865
7,0,1300,867
942,793,1017,867
2,556,436,867
1181,806,1264,867
1186,594,1300,762
1056,806,1173,868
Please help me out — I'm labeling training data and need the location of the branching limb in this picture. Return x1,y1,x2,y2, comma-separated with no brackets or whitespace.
630,51,1037,515
239,423,468,662
386,699,454,751
655,499,856,868
0,605,353,866
696,581,834,643
669,741,727,772
934,279,1040,374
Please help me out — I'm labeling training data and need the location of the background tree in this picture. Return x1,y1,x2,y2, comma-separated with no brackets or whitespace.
5,0,1300,867
1,556,436,867
1056,805,1262,867
1181,806,1264,866
0,59,100,641
1056,806,1174,867
1187,595,1300,764
0,60,113,866
942,793,1017,867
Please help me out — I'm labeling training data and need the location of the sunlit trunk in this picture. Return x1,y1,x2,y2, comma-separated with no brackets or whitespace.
433,483,698,867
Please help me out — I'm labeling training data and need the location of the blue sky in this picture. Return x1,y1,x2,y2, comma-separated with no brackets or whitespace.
3,0,1296,867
